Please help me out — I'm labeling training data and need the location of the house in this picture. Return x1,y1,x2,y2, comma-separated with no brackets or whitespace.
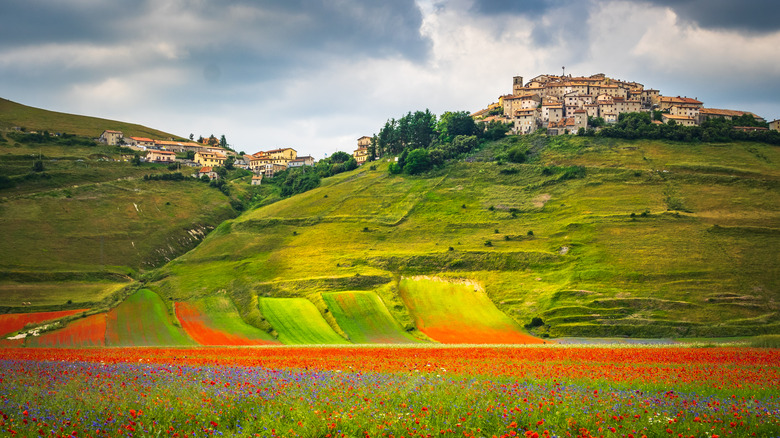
195,166,218,180
547,118,576,136
261,163,287,178
670,105,701,120
353,136,371,165
126,137,155,150
194,151,226,167
288,156,315,168
260,148,297,166
658,96,703,111
146,149,177,163
251,175,263,186
770,120,780,132
662,114,696,126
513,109,539,134
99,130,123,145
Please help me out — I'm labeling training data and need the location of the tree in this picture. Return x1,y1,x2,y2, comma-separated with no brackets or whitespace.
32,159,45,172
224,156,235,170
330,151,351,163
438,111,478,142
200,174,210,183
369,135,378,161
185,150,195,160
220,135,228,149
131,154,142,166
279,167,321,197
343,157,358,171
216,167,228,178
189,133,194,141
404,148,432,175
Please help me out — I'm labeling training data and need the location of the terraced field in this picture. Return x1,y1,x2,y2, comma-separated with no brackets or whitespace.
105,289,193,346
175,296,278,345
322,291,420,343
259,298,348,345
27,313,107,347
399,278,543,344
0,309,87,337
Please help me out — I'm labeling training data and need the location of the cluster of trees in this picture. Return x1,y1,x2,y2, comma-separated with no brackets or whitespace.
369,110,511,174
586,112,780,145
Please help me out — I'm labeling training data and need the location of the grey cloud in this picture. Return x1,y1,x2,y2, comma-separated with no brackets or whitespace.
0,0,430,62
470,0,569,17
644,0,780,33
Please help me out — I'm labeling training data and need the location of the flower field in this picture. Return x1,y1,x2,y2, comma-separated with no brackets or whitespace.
0,346,778,437
399,279,544,344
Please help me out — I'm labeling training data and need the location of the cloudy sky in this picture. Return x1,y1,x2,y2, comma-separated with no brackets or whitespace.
2,0,779,157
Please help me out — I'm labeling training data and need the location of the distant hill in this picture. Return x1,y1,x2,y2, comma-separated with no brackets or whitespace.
0,97,181,140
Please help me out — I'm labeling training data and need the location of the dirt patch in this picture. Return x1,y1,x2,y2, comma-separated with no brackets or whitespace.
533,194,551,208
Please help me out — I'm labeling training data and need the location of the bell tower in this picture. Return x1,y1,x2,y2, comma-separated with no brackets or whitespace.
512,76,524,95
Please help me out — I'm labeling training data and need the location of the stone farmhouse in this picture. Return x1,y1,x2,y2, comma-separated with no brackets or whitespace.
490,72,764,135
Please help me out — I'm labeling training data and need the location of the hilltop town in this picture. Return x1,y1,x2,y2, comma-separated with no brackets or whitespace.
91,71,780,183
473,72,777,136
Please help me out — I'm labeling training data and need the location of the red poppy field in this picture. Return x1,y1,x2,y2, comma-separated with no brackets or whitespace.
0,346,778,438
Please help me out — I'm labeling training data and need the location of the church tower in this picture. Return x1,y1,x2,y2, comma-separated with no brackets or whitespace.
513,76,524,95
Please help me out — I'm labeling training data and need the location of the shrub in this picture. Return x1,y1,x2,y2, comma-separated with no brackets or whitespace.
404,148,432,175
507,147,527,163
524,317,545,329
484,240,492,247
527,230,534,236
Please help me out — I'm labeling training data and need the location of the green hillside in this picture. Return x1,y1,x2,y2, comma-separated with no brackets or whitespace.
153,135,780,339
0,97,180,140
0,101,240,316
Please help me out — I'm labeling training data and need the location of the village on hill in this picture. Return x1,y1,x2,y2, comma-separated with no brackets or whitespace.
93,71,780,184
97,130,316,185
473,72,778,136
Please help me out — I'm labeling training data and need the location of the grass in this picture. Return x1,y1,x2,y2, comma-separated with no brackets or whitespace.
322,291,421,343
105,289,194,346
0,178,235,273
0,281,127,310
150,135,780,339
0,97,180,140
258,297,349,345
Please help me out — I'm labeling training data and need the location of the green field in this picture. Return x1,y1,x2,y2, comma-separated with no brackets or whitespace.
322,291,420,343
105,288,193,346
259,297,349,344
152,135,780,339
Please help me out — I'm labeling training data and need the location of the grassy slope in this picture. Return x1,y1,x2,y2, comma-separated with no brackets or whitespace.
398,278,542,344
1,112,237,312
0,98,180,140
105,289,193,346
154,136,780,339
259,298,349,345
322,291,420,343
175,296,278,345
